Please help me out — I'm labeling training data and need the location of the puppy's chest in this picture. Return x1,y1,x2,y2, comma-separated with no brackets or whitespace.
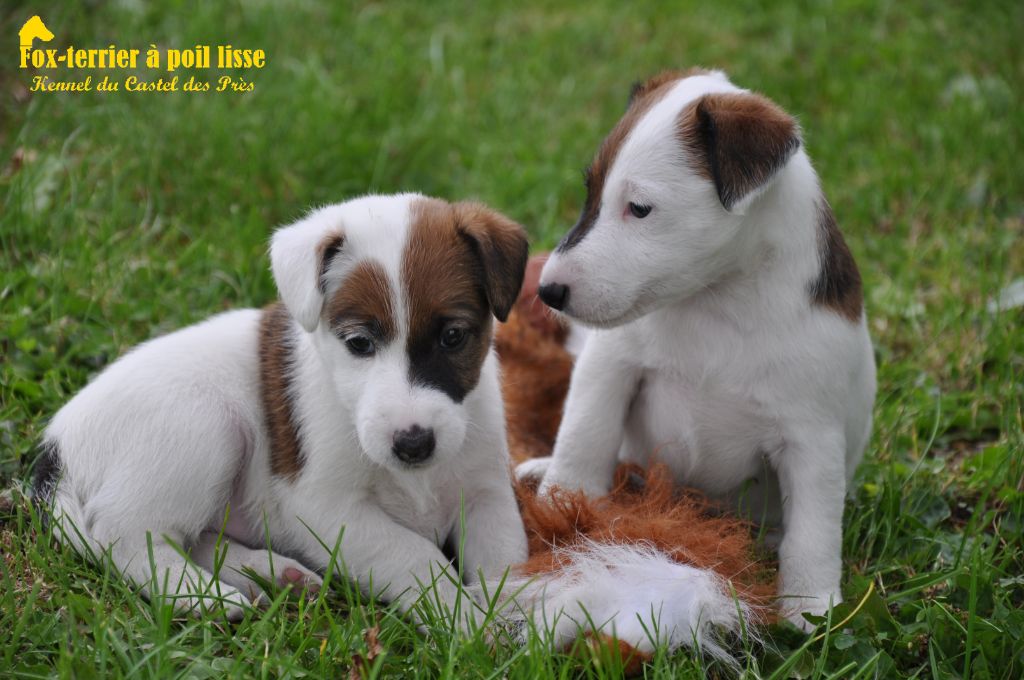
370,471,461,542
622,360,783,495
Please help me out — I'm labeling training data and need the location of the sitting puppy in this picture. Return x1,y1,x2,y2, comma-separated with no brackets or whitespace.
518,69,876,629
34,193,530,625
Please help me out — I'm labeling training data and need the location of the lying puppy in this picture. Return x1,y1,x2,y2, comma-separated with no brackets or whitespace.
518,69,876,628
34,193,530,625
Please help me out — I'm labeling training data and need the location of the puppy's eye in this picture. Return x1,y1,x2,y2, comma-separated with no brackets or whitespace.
345,335,375,357
439,326,467,350
628,202,652,219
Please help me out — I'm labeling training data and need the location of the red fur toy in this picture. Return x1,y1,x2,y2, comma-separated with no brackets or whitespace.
495,255,773,667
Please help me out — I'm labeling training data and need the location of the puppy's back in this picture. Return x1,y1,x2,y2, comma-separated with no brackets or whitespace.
37,309,265,514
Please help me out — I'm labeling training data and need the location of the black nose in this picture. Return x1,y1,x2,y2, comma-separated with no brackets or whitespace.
538,282,569,311
392,425,435,464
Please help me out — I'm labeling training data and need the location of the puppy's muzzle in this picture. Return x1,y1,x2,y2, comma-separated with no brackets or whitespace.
538,282,569,311
392,425,436,465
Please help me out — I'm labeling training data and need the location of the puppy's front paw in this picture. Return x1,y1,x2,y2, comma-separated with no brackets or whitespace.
780,592,842,633
514,456,553,482
188,585,251,622
234,553,324,604
223,600,248,623
278,563,323,597
537,465,611,500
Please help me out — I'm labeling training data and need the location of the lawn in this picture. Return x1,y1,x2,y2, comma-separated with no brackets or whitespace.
2,0,1022,677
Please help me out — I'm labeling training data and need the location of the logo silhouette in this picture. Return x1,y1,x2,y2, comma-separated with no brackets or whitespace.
19,15,54,48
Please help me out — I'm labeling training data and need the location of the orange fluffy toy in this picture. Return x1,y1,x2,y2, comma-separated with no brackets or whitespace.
494,255,773,667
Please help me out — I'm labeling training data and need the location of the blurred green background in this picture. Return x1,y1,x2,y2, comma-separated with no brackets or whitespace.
1,1,1022,677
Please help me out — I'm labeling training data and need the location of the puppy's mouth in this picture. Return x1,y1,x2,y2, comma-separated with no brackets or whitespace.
560,290,659,329
393,455,437,470
565,305,641,329
360,446,440,473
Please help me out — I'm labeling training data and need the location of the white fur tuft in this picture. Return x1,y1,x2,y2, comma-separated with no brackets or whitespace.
499,540,757,664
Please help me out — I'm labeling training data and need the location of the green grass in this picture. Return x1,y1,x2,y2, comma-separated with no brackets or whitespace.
2,0,1022,677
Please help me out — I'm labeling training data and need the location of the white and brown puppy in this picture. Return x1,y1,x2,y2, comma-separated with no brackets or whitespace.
34,193,530,626
517,70,876,629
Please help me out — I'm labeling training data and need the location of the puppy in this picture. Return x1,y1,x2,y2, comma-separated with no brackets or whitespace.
34,193,530,626
517,70,876,629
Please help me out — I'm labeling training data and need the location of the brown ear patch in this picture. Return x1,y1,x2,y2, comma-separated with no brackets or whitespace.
402,198,497,403
453,202,529,322
559,70,687,252
316,232,344,294
678,92,800,210
259,303,304,479
810,200,863,321
324,259,397,343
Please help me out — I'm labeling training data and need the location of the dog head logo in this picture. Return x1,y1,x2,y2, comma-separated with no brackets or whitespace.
19,16,54,49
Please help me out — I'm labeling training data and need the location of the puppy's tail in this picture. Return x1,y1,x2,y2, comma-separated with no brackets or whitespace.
31,439,63,517
30,439,89,548
497,540,761,666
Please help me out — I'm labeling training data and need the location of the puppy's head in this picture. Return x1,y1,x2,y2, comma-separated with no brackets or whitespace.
539,69,802,326
271,194,528,470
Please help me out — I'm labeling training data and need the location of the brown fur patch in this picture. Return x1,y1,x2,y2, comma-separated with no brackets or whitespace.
316,233,344,293
495,309,572,464
514,465,775,617
811,200,863,321
495,255,572,464
558,70,688,252
583,632,651,677
453,202,529,322
403,198,527,403
627,67,712,105
259,303,304,479
324,260,397,343
678,92,800,210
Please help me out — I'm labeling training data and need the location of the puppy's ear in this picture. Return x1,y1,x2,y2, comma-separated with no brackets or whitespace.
627,80,645,108
680,92,801,214
270,214,344,332
626,70,681,110
627,68,728,109
454,203,530,323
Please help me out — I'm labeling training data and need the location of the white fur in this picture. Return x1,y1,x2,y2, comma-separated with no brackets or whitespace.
41,193,528,627
520,73,876,630
500,541,756,664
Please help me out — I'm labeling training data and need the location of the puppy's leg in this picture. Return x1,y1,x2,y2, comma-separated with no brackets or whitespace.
453,480,529,586
775,426,848,631
191,532,323,603
61,404,256,620
51,487,248,618
530,335,641,497
513,456,553,482
106,531,251,620
287,501,480,632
